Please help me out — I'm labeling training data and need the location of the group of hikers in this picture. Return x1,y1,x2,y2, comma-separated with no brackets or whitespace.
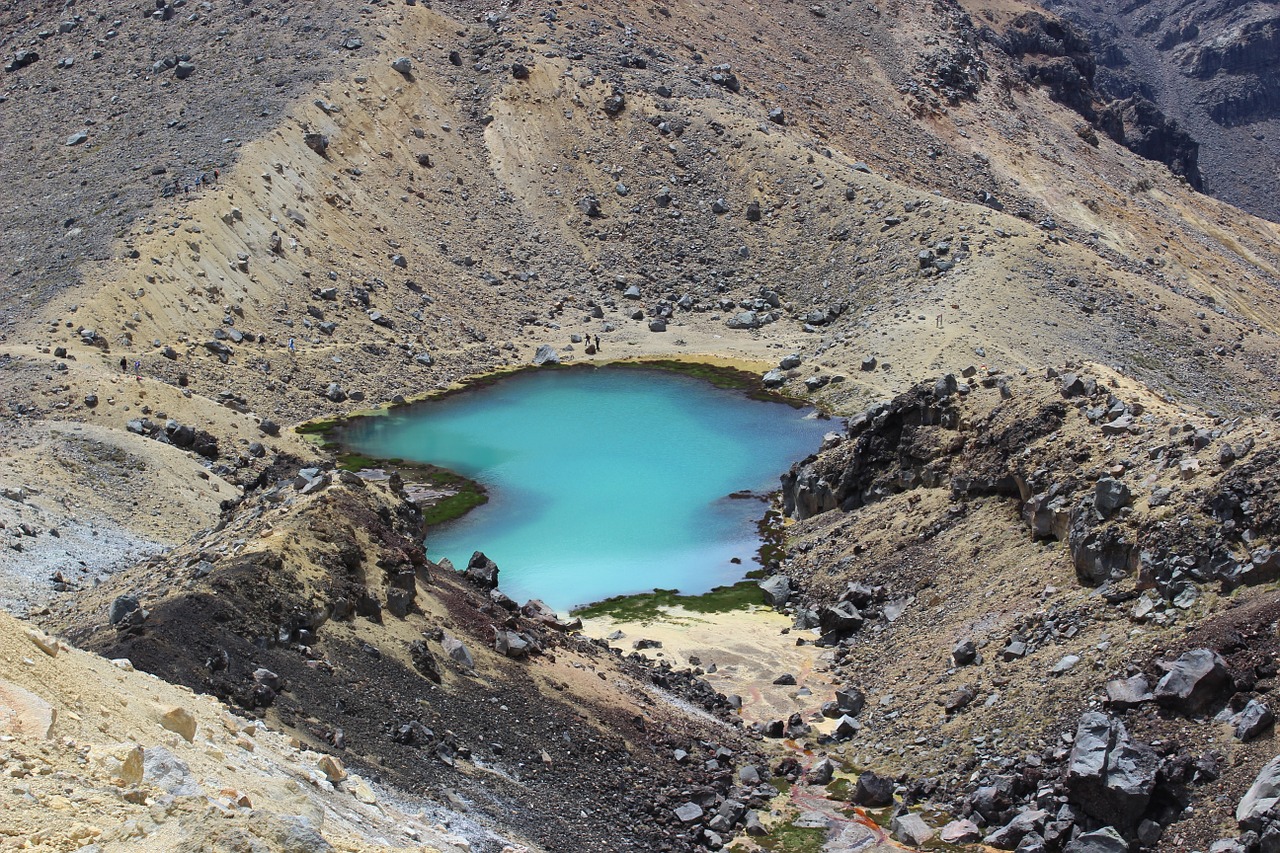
166,168,220,197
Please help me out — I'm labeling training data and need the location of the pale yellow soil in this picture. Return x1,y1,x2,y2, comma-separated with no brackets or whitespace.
0,610,492,853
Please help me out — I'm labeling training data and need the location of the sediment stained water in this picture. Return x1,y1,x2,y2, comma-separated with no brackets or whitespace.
341,366,832,611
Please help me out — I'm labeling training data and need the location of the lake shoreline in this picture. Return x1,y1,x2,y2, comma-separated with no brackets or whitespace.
295,356,830,613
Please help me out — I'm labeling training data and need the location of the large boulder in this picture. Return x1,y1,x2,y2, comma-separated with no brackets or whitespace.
1063,827,1128,853
494,630,531,659
1153,648,1230,715
835,686,866,717
818,601,863,635
532,344,560,366
758,575,792,607
891,813,935,847
464,552,500,589
1237,754,1280,832
1094,478,1132,518
1064,712,1159,833
854,770,894,806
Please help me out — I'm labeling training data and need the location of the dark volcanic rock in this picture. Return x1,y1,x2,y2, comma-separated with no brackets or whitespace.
1064,711,1159,833
1153,648,1230,714
464,552,500,589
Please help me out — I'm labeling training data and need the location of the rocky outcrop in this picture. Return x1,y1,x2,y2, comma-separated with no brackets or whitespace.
56,474,761,852
782,370,1280,607
985,12,1203,188
1047,0,1279,220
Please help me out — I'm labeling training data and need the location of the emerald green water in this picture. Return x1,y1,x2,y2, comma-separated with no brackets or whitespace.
342,367,831,611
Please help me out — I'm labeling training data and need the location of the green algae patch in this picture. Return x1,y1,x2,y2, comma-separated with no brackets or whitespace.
293,415,489,529
825,777,855,801
758,820,826,853
295,418,343,437
417,468,489,527
571,580,765,621
611,358,815,409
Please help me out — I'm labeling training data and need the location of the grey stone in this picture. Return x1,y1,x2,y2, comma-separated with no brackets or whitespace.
1094,478,1132,518
854,770,894,806
142,746,202,796
833,714,860,737
1060,373,1086,397
953,639,977,666
494,630,530,659
1238,754,1280,830
174,60,195,79
532,344,559,365
940,819,982,844
984,809,1048,848
674,802,704,824
1002,641,1028,660
66,130,88,146
943,685,977,714
780,353,802,369
1063,826,1127,853
758,575,792,607
391,56,412,75
276,816,334,853
464,552,499,589
108,595,140,625
1154,648,1230,714
762,369,786,387
441,634,475,670
819,601,863,634
891,812,935,847
808,757,835,785
1016,832,1048,853
1051,654,1082,675
1065,712,1158,832
835,686,865,716
1104,675,1153,710
1233,700,1275,742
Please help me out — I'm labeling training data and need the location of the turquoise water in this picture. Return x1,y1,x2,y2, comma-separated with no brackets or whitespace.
341,367,831,611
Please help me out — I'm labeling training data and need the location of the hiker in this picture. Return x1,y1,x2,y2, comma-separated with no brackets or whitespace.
594,334,601,351
119,356,127,372
936,313,943,328
213,169,219,185
288,337,296,354
133,359,142,383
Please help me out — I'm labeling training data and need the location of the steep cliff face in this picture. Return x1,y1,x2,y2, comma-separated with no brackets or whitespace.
1043,0,1280,221
982,10,1203,188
